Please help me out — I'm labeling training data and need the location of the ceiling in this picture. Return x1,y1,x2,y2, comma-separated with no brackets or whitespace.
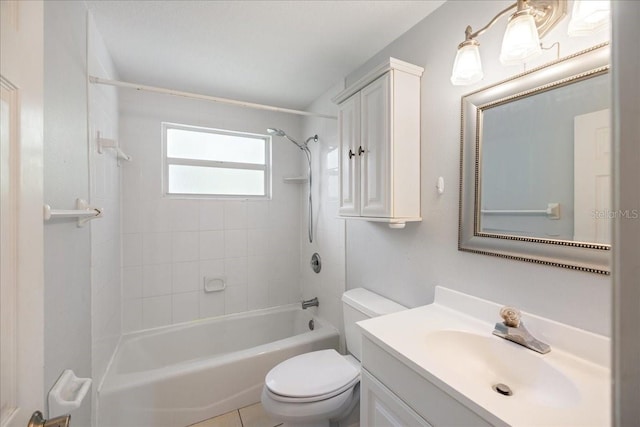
85,1,445,110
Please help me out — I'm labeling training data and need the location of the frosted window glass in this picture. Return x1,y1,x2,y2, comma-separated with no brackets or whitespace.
167,128,265,164
168,165,265,196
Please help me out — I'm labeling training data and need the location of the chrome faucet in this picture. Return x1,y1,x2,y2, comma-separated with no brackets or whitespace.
301,297,319,309
492,306,550,354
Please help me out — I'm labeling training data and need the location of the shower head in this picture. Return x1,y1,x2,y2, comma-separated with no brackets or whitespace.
267,128,286,137
267,128,318,147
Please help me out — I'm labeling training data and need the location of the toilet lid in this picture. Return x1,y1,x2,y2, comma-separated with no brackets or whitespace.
265,349,360,399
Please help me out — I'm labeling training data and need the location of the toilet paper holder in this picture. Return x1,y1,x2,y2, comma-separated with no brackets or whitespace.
48,370,92,418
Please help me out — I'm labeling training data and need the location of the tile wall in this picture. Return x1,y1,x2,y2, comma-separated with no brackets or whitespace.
43,3,92,423
299,85,347,349
88,13,121,416
119,91,304,332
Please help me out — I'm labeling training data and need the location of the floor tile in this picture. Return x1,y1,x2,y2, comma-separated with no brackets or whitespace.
239,402,282,427
189,410,242,427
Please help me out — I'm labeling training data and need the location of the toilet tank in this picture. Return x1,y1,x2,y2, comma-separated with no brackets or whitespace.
342,288,406,361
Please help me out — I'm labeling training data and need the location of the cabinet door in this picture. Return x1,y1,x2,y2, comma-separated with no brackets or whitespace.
361,370,432,427
360,73,391,218
338,93,361,216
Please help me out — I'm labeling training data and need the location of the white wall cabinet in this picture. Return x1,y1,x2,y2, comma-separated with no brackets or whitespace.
333,58,423,228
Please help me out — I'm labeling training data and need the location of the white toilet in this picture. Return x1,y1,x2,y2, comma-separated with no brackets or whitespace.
261,288,406,427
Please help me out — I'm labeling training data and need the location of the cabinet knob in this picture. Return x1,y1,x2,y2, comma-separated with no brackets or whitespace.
358,146,365,156
348,149,355,159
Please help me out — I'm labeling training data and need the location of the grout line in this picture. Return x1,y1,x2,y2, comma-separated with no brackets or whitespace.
186,403,286,427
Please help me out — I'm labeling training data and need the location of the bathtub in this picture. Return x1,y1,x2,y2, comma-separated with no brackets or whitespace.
97,305,339,427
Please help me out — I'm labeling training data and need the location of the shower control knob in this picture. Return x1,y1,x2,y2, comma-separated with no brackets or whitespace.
348,149,355,159
358,146,365,155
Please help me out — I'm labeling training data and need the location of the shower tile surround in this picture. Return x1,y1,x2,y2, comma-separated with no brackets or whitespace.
120,91,304,332
88,13,121,421
44,3,94,424
122,198,303,331
299,84,348,350
122,198,302,331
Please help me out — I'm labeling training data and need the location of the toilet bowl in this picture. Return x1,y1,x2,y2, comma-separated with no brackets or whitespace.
261,350,360,426
261,289,406,427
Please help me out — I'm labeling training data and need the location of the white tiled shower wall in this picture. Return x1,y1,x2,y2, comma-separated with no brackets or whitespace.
119,91,305,332
88,13,121,405
299,83,347,349
43,3,92,424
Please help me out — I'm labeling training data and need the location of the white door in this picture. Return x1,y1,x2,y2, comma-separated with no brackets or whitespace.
0,1,45,426
573,109,611,244
360,73,391,218
338,93,361,216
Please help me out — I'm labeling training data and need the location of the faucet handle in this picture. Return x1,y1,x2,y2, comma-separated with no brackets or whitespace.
499,306,521,327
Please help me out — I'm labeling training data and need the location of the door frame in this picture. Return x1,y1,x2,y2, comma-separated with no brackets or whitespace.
0,1,45,426
612,1,640,425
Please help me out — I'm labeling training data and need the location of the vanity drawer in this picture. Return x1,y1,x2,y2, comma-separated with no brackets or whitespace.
361,337,496,427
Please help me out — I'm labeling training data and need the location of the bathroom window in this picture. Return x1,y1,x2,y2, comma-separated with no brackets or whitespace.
163,123,270,198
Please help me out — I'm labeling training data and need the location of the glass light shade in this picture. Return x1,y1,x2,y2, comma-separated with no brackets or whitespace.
450,42,483,86
568,0,610,36
499,12,542,65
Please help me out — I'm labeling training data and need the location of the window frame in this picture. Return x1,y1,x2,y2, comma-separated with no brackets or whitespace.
162,122,271,199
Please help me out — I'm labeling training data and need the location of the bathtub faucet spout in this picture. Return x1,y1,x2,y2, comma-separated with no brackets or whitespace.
301,297,319,309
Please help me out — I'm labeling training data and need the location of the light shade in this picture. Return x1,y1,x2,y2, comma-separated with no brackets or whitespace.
499,12,542,65
450,41,483,86
568,0,610,36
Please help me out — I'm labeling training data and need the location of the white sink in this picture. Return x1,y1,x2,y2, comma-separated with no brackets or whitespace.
423,330,581,409
357,287,611,426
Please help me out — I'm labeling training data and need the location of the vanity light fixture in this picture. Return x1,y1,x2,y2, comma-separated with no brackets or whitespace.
499,2,542,65
450,29,484,85
451,0,567,86
567,0,610,37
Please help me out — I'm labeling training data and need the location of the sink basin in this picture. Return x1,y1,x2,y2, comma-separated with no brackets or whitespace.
423,330,581,409
356,288,611,426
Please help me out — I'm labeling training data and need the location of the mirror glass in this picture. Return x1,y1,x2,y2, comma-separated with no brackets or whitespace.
479,73,611,243
459,43,611,274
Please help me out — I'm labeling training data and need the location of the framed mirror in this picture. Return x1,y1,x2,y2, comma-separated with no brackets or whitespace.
459,43,611,274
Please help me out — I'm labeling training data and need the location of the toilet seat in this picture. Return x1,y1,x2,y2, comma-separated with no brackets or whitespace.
265,350,360,403
266,376,360,403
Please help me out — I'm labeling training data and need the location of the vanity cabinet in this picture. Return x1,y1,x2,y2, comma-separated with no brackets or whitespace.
361,336,494,427
361,370,432,427
332,58,423,228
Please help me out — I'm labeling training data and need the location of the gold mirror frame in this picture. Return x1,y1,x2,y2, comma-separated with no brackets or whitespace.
459,43,611,274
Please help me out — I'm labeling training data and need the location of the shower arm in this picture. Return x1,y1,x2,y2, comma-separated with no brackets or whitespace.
284,134,305,150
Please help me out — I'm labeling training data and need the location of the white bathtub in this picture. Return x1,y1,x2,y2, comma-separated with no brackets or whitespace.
97,305,339,427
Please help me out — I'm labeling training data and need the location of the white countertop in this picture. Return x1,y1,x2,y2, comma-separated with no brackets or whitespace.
357,287,611,427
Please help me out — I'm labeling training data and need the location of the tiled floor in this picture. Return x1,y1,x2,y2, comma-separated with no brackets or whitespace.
188,402,282,427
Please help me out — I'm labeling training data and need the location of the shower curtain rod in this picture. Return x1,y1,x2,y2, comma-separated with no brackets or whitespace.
89,76,337,120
